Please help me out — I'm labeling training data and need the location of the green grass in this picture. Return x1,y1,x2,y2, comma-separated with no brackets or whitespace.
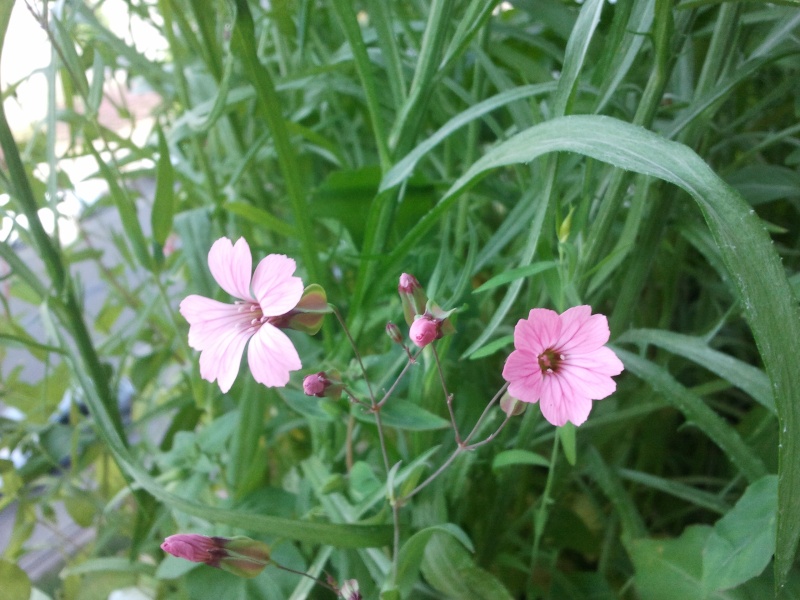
1,0,799,598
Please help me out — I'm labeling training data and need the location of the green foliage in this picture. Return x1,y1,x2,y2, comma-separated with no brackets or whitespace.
1,0,799,598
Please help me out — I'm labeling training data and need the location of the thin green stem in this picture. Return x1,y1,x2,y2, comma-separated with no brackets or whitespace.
529,434,560,593
432,346,461,443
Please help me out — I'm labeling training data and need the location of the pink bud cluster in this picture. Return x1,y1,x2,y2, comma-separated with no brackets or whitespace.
397,272,456,348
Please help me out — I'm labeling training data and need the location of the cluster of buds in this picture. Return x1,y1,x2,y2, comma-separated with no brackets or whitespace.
397,273,455,348
161,534,271,578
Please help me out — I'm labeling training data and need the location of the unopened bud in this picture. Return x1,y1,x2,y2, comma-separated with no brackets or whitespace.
271,284,332,335
340,579,362,600
398,273,428,326
302,371,343,398
409,315,440,348
500,391,527,417
386,322,403,344
558,206,575,244
161,534,270,578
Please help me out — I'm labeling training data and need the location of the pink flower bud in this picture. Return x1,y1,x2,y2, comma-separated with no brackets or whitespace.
499,391,527,417
268,284,332,335
161,534,222,565
409,315,440,348
398,273,428,326
302,371,343,398
340,579,362,600
385,322,403,345
161,534,271,579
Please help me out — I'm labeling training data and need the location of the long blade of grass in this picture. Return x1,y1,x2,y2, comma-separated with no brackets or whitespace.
618,329,775,413
615,348,767,483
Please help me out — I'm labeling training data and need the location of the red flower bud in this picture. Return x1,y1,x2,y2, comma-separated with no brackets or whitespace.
398,273,428,326
385,322,403,344
302,371,343,398
161,534,271,578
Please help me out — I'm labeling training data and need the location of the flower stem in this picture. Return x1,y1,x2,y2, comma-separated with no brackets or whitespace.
432,346,461,443
333,306,376,404
529,434,560,590
271,561,338,594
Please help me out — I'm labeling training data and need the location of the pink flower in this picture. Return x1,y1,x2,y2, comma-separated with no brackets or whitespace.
502,306,624,427
179,237,303,392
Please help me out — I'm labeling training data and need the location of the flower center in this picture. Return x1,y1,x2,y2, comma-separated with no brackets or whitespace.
537,348,564,375
237,300,266,331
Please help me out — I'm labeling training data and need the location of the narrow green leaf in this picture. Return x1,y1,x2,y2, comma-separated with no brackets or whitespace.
467,334,513,360
472,262,557,294
618,348,766,483
617,469,731,514
492,449,550,471
619,329,774,413
87,144,152,270
223,201,296,239
354,400,450,431
380,83,557,191
152,126,176,247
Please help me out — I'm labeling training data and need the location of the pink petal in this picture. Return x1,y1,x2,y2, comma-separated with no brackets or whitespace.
180,295,251,350
247,324,302,387
554,305,592,346
516,309,560,354
503,350,543,403
251,254,304,317
197,322,252,393
208,237,254,301
561,364,618,400
567,346,624,376
539,375,592,426
558,311,610,353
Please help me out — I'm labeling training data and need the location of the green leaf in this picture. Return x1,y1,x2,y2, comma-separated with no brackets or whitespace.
702,475,778,593
380,83,557,191
421,534,514,600
471,262,557,294
629,525,712,600
0,559,31,600
492,449,550,471
353,400,450,431
152,125,176,247
396,524,474,596
279,389,335,422
617,348,767,483
87,144,152,271
619,329,775,413
224,201,296,239
467,334,513,360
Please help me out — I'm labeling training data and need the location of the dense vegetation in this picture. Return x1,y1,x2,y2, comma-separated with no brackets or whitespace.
1,0,799,598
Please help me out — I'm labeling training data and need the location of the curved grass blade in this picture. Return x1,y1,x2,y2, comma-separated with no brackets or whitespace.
619,329,774,413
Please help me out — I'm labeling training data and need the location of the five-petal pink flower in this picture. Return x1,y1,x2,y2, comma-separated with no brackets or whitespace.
179,237,303,392
502,306,624,427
